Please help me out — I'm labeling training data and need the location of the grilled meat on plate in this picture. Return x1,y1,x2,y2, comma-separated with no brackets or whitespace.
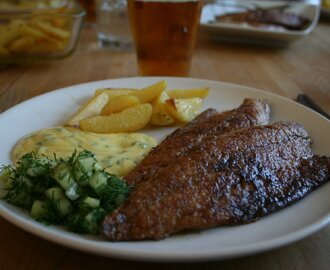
102,120,330,240
125,98,270,186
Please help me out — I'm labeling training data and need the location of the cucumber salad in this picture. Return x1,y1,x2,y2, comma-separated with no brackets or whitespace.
0,150,130,234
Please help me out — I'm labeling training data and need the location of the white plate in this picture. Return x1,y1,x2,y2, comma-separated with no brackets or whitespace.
200,0,320,46
0,77,329,262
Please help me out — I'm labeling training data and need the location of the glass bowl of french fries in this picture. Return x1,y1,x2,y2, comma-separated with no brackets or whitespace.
0,0,85,63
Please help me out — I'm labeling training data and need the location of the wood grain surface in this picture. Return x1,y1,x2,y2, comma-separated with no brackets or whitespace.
0,19,329,270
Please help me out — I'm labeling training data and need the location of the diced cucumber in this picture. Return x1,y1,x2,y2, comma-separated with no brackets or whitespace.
73,157,95,185
0,166,13,187
88,171,108,194
75,156,95,172
19,154,49,177
53,162,75,190
31,200,47,219
72,151,96,185
26,161,48,177
2,149,130,235
83,197,100,209
65,182,80,201
93,162,102,171
83,208,105,234
17,175,33,189
45,187,72,216
26,165,46,177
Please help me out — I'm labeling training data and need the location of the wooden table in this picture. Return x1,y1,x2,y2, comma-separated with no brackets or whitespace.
0,20,330,270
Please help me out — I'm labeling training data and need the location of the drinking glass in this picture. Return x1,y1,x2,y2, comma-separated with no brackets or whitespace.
96,0,133,51
127,0,203,76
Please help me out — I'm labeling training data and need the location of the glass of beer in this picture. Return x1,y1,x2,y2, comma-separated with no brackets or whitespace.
127,0,203,76
77,0,96,24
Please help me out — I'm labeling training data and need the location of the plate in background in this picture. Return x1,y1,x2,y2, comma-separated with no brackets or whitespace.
200,0,321,46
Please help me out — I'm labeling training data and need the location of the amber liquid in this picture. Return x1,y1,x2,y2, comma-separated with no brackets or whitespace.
78,0,96,23
128,0,203,76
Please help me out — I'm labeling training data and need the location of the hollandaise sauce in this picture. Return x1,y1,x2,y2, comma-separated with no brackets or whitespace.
11,127,157,177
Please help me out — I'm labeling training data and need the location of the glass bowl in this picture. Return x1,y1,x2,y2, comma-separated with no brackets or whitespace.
0,0,85,63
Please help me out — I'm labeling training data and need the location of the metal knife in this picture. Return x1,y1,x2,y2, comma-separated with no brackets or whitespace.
296,94,330,120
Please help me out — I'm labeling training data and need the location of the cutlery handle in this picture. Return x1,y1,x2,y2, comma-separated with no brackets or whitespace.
296,94,330,120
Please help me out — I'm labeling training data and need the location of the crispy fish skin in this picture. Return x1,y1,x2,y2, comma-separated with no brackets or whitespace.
125,98,270,186
102,121,329,241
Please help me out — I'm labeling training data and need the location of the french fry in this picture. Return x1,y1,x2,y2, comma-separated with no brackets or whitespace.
35,21,70,40
165,97,203,123
28,40,66,53
95,88,136,98
167,88,209,99
101,95,140,115
0,46,9,56
52,17,68,28
19,24,55,42
0,26,21,47
150,91,175,126
80,104,152,133
66,92,109,127
9,19,26,28
9,36,35,53
0,7,75,58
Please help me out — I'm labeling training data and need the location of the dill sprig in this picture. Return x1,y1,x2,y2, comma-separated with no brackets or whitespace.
0,150,130,234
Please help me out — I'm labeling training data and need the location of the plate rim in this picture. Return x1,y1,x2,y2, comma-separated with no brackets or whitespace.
1,200,330,262
1,76,329,122
0,76,329,262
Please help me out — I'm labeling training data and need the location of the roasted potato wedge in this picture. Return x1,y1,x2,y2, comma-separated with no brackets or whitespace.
65,80,209,132
96,81,166,104
94,88,136,97
150,91,175,126
165,97,203,123
80,103,152,133
101,94,140,115
132,80,167,103
167,88,209,99
66,92,109,127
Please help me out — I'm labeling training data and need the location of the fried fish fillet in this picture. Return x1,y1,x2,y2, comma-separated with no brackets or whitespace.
125,98,270,186
102,121,330,240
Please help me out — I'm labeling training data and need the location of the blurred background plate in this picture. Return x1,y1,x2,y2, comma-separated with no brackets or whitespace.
200,0,321,46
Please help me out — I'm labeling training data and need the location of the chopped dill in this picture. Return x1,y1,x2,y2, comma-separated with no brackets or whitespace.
0,150,130,235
